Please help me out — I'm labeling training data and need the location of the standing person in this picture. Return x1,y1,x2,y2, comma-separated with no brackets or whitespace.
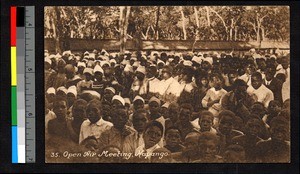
264,65,283,104
148,96,165,146
140,65,160,100
224,69,238,92
247,72,274,108
202,73,227,117
77,67,94,94
131,66,147,99
164,127,184,153
98,109,136,154
92,65,105,96
65,64,82,88
193,74,209,112
47,59,67,90
165,102,180,129
221,79,256,122
79,99,112,144
66,99,87,143
135,121,164,161
47,97,69,139
132,109,149,149
45,57,56,91
174,103,195,139
158,65,182,103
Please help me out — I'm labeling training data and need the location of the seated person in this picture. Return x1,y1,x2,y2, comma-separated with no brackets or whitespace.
164,127,184,153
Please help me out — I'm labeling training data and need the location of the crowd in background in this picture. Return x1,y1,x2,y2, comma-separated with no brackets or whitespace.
45,48,290,163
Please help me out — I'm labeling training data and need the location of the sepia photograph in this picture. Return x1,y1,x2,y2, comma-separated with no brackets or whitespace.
44,6,290,163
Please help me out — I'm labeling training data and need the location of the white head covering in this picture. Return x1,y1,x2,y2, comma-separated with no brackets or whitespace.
192,56,202,64
93,65,104,74
62,50,72,56
136,66,146,75
67,85,77,97
112,95,125,106
124,64,133,73
82,90,101,100
84,51,89,56
83,67,93,75
57,86,68,95
45,57,52,64
203,57,213,65
105,87,116,94
100,61,110,67
77,62,86,68
89,53,96,60
133,95,145,104
46,87,56,95
110,59,117,64
183,60,193,67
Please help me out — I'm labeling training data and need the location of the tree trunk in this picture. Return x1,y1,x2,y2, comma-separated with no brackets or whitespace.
53,7,62,53
194,7,200,40
234,26,238,41
261,27,265,41
155,6,160,40
180,6,187,40
119,6,131,53
205,6,211,27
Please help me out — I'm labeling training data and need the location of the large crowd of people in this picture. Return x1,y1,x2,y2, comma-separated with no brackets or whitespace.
45,48,290,163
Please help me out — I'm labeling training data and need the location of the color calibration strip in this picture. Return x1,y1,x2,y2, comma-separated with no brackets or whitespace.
11,6,35,163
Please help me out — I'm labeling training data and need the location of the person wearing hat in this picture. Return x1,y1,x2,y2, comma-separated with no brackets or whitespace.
66,85,78,109
45,56,56,91
148,96,165,147
77,61,87,79
65,64,82,88
92,65,105,95
77,67,94,94
158,65,182,103
103,66,116,87
46,87,56,111
130,66,147,99
98,108,136,154
112,95,126,110
102,87,116,104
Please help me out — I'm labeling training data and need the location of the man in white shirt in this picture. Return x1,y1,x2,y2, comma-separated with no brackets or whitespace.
247,72,274,108
158,65,182,103
79,99,113,144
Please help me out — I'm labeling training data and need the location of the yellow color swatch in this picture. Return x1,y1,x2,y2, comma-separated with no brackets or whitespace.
11,47,17,86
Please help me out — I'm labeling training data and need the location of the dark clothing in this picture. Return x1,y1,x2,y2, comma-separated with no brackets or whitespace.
255,139,290,162
221,91,256,122
265,78,283,104
174,121,195,139
48,118,70,139
232,134,263,162
164,144,185,153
